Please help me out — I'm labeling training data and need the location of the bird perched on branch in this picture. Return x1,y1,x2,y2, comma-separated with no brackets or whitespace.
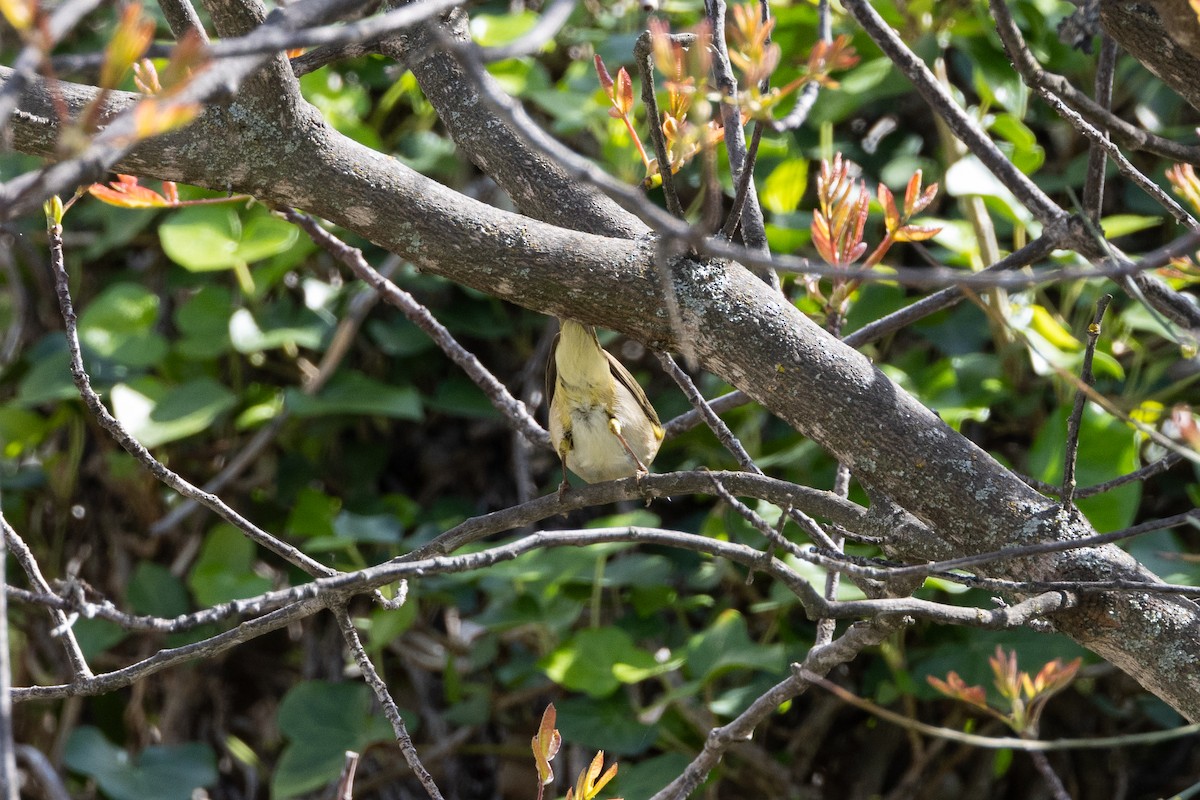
546,319,664,493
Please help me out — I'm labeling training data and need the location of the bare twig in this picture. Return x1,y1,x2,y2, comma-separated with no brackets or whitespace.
804,671,1200,750
1081,35,1117,224
1076,452,1186,498
842,231,1065,348
656,354,840,549
0,529,17,800
1,515,92,682
398,469,867,561
662,388,750,437
15,746,69,800
1037,89,1198,227
1061,294,1113,510
333,606,445,800
158,0,210,40
705,0,772,274
634,30,687,219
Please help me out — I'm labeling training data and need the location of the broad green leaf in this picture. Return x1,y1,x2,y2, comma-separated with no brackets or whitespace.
111,376,237,448
555,695,657,756
541,627,676,698
188,524,273,606
228,306,328,354
0,407,48,457
685,609,784,682
286,487,341,538
761,159,809,214
470,10,539,46
273,681,397,799
127,562,190,617
304,510,404,550
284,372,422,420
160,205,242,271
65,727,217,800
174,285,233,360
161,206,298,272
78,283,167,368
234,214,299,264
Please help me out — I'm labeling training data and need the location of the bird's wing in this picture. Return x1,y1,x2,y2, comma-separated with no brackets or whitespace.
545,332,561,425
605,350,662,429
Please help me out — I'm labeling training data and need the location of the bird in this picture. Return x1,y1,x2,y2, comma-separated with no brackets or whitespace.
546,319,664,493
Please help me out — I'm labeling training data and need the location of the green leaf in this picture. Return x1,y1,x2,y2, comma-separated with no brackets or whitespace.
284,372,422,420
234,214,300,264
685,609,784,682
273,681,397,799
15,340,77,406
470,10,539,47
555,695,657,756
110,376,237,448
174,285,233,360
0,407,48,457
160,206,298,272
286,488,341,538
541,627,676,698
1100,214,1163,239
761,158,809,214
228,305,328,354
65,726,217,800
78,282,168,368
188,524,274,607
160,205,242,271
127,562,190,617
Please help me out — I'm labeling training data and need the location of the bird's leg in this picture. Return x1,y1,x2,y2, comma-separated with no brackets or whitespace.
608,416,653,505
557,436,573,499
607,416,649,475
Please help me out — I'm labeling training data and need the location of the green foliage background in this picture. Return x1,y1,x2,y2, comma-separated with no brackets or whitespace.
3,0,1200,797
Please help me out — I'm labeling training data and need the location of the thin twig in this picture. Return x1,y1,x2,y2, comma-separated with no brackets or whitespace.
1029,749,1071,800
804,670,1200,750
0,529,17,800
1037,89,1198,227
1081,35,1117,224
656,353,840,549
842,232,1064,348
1061,294,1113,510
634,30,686,219
1076,452,1185,498
662,388,750,437
814,463,850,647
867,506,1200,580
705,0,773,280
333,606,445,800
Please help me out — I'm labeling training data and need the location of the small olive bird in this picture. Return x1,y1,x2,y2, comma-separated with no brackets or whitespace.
546,320,664,491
